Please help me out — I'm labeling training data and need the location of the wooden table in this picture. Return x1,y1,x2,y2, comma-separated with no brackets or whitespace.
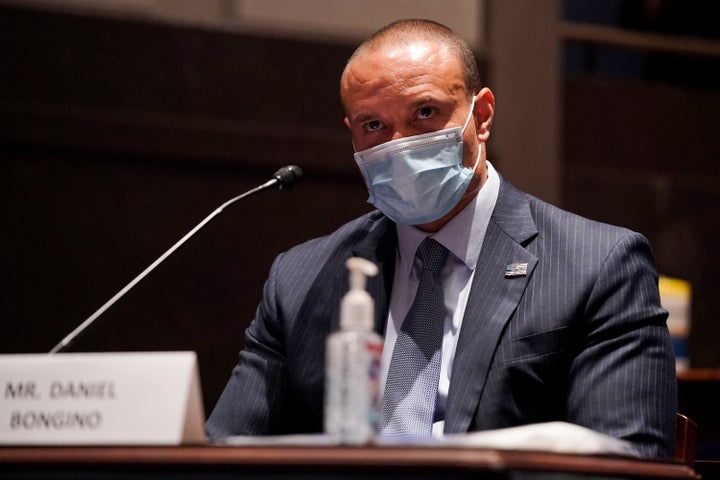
0,445,700,479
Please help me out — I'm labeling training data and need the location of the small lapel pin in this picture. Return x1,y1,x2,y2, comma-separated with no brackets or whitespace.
505,263,528,278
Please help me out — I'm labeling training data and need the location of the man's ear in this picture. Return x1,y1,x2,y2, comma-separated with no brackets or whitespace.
344,117,351,130
473,87,495,142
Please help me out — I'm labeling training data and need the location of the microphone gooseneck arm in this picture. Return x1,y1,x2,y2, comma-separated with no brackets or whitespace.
49,165,303,354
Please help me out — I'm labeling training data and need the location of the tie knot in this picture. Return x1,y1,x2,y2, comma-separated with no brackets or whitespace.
417,238,448,275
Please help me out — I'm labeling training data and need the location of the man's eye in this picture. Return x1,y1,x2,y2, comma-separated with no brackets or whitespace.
364,120,382,132
417,106,435,119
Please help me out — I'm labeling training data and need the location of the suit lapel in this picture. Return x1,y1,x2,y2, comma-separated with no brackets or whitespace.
321,213,396,335
296,212,395,420
351,213,397,334
445,179,538,433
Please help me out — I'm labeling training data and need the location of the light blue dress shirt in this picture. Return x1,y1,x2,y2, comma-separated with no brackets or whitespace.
380,161,500,436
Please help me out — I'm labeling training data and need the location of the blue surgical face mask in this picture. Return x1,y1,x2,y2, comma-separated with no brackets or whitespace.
353,98,479,225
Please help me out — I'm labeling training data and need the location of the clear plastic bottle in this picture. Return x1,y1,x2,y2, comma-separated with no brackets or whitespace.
324,257,383,444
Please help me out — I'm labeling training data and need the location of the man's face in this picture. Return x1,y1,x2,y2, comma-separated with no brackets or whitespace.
340,39,492,231
342,40,475,153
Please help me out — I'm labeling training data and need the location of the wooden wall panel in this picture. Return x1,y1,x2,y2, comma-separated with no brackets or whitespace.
563,76,720,368
0,5,371,413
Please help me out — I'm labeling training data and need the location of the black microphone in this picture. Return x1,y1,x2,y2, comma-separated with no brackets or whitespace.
49,165,303,354
272,165,303,190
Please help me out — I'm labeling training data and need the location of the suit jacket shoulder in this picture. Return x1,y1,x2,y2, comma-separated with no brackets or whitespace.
450,177,675,458
206,209,396,436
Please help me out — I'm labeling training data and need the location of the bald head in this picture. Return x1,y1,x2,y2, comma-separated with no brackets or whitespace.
341,19,481,103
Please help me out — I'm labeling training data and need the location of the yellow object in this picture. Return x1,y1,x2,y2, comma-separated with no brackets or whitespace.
658,276,691,372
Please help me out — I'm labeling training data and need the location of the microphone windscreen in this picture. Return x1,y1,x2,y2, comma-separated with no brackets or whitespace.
273,165,303,190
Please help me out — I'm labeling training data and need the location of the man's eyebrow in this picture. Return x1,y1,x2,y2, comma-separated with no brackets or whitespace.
409,96,454,109
409,97,435,107
351,112,376,124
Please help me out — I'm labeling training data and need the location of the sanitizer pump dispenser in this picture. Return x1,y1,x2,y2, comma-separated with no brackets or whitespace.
324,257,383,444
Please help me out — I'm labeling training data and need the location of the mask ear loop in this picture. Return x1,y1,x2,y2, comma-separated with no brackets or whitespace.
468,143,482,171
461,96,477,133
462,96,481,172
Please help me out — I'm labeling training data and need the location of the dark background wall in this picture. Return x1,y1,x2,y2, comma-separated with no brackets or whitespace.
563,78,720,369
0,5,375,413
562,0,720,372
1,3,719,425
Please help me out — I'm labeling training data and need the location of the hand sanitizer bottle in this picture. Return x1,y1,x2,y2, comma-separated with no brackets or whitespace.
324,257,383,444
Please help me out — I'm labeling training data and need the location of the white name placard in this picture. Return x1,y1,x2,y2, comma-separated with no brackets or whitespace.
0,351,206,445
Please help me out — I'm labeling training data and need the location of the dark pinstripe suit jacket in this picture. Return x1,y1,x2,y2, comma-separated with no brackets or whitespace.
207,177,677,458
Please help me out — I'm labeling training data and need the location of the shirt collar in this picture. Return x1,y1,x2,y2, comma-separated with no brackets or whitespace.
396,161,500,277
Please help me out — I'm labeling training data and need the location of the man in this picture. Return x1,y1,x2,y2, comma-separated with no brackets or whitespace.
207,19,676,458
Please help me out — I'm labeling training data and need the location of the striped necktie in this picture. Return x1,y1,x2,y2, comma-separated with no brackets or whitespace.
379,237,448,435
